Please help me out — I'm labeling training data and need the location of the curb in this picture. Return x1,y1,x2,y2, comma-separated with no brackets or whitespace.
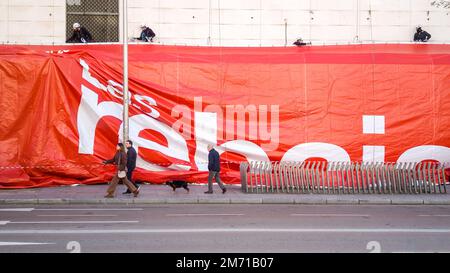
326,199,359,205
294,198,327,205
2,199,38,204
37,198,65,204
423,199,450,205
198,198,230,204
230,198,262,204
133,198,167,204
391,200,424,205
166,198,199,204
68,199,104,204
262,198,295,204
358,199,392,205
0,198,449,205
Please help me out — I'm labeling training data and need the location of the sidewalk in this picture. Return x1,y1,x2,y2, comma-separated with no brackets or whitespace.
0,184,449,205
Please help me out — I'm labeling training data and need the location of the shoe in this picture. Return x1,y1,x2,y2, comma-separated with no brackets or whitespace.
104,194,114,198
204,191,213,194
122,190,131,194
222,188,227,194
133,187,140,197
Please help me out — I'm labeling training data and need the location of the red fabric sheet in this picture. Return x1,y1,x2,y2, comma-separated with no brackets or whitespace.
0,44,449,188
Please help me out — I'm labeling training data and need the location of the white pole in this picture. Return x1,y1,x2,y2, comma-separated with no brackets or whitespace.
122,0,129,144
284,18,287,47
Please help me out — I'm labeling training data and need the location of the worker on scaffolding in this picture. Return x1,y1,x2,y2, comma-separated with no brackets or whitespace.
66,23,93,43
293,37,311,46
135,23,156,42
413,26,431,42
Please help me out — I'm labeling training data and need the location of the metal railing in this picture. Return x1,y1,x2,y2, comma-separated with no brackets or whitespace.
240,161,449,194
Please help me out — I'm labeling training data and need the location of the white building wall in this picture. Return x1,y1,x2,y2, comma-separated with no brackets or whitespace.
0,0,66,44
0,0,449,45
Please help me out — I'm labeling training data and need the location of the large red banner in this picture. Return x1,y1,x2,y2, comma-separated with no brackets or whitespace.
0,44,449,189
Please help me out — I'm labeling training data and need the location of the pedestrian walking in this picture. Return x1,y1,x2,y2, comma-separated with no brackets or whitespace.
103,143,139,198
123,140,139,194
204,144,227,194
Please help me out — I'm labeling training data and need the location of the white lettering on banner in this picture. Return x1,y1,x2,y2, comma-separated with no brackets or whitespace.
80,59,160,118
192,96,279,150
133,95,160,119
77,85,123,154
281,142,351,163
363,146,385,162
106,80,124,100
76,59,450,172
119,115,190,171
171,105,192,139
80,59,107,91
193,113,271,171
194,112,217,171
397,145,450,163
217,140,271,163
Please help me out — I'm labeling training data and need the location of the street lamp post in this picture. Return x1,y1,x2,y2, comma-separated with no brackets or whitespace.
122,0,129,144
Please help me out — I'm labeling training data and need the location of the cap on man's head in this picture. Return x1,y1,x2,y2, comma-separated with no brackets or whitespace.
73,23,81,29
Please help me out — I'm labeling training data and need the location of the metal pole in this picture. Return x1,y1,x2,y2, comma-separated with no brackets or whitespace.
122,0,129,144
284,18,287,46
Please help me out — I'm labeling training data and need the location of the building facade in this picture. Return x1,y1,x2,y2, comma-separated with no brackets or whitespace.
0,0,449,46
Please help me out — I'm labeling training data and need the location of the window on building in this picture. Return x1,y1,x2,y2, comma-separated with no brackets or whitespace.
66,0,119,43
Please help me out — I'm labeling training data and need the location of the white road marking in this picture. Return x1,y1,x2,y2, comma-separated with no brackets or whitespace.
418,215,450,217
0,228,450,234
0,208,34,212
0,221,10,225
6,221,138,224
37,215,117,217
166,214,244,217
34,208,143,211
391,251,450,253
290,214,370,217
0,242,55,246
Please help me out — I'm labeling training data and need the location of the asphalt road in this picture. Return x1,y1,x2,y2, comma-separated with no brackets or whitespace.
1,204,450,253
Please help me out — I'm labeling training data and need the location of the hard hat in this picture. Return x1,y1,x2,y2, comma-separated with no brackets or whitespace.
73,23,80,29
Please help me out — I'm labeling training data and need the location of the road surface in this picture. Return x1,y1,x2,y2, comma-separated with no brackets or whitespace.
1,204,450,253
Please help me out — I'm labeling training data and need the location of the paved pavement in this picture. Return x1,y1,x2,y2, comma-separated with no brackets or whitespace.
1,204,450,253
0,183,449,205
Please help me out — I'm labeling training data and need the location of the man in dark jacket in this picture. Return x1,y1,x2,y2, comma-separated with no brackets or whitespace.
136,23,156,42
205,144,226,194
123,140,140,194
66,23,92,43
293,38,310,46
413,26,431,42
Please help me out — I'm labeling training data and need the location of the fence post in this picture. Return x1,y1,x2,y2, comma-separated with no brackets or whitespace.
273,161,280,193
240,162,248,192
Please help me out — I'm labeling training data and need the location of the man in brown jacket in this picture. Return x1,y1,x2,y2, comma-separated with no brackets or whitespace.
103,143,140,198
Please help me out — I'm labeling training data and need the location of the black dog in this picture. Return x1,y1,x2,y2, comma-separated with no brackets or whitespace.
166,180,190,192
